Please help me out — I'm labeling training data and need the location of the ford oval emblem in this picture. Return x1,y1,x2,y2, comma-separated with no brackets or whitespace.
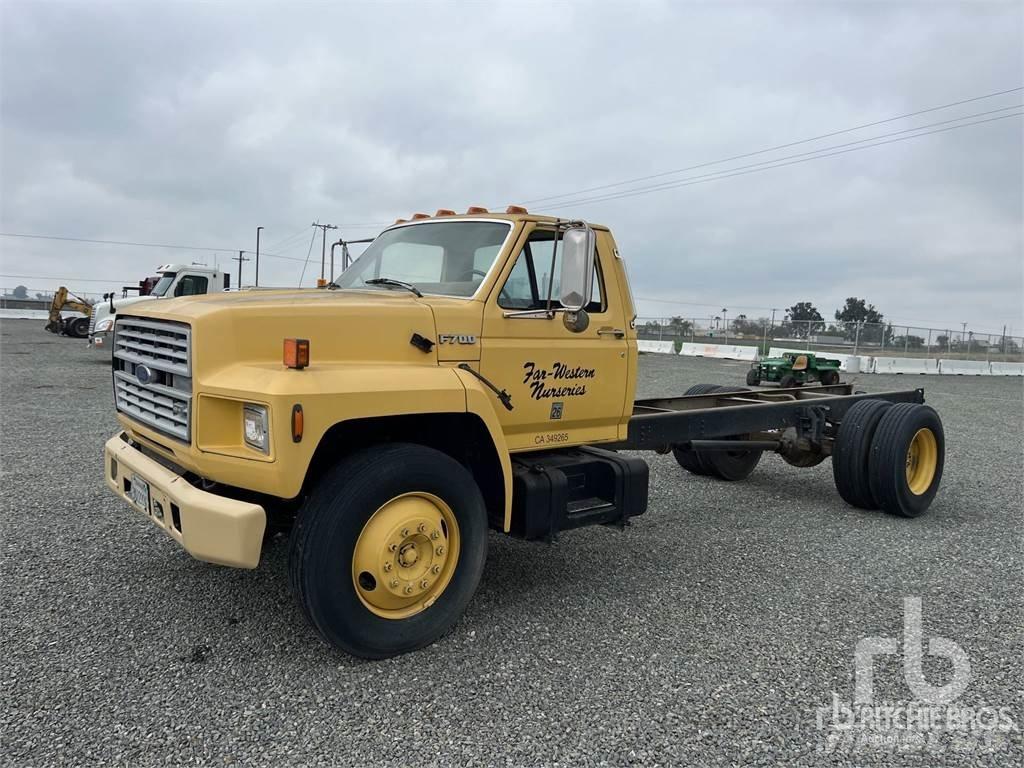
135,364,153,385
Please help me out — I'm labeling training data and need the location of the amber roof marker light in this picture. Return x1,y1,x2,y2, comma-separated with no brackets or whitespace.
505,205,528,214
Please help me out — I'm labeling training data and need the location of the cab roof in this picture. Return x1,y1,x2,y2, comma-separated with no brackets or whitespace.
383,210,609,232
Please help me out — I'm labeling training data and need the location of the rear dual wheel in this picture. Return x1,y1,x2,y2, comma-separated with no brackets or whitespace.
289,443,488,658
672,384,762,481
832,400,943,517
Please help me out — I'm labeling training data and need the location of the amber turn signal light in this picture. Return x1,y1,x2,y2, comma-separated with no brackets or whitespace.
284,338,310,369
466,206,488,214
291,404,304,443
505,205,528,214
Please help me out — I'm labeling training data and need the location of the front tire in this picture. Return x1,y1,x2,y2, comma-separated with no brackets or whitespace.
745,369,761,386
289,443,488,658
780,374,798,389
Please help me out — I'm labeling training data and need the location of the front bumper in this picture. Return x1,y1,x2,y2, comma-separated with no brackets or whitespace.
104,433,266,568
89,330,111,348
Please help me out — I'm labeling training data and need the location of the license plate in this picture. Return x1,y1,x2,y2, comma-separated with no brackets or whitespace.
129,474,151,513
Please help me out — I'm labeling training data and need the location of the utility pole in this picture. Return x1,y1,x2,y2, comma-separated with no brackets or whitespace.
255,226,264,287
312,222,338,285
234,250,249,288
722,308,728,345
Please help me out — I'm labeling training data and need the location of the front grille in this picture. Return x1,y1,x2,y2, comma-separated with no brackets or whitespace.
113,317,192,442
88,311,98,336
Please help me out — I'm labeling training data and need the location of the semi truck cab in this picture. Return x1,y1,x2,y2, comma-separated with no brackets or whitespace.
88,264,229,348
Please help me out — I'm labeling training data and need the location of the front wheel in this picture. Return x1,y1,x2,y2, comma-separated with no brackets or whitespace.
745,368,761,386
289,443,488,658
780,374,798,389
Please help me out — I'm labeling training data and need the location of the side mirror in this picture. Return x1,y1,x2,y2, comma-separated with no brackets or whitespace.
558,225,595,312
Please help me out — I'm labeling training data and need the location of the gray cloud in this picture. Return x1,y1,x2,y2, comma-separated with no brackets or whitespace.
1,0,1021,333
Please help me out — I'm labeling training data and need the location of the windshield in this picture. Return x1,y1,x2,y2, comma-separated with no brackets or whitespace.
149,273,176,297
334,221,511,298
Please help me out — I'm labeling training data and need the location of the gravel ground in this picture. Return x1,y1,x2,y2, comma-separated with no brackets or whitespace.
2,319,1021,767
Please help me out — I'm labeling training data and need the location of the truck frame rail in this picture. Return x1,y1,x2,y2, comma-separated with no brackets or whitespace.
616,384,925,451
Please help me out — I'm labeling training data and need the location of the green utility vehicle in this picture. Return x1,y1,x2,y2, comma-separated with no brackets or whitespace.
747,352,842,388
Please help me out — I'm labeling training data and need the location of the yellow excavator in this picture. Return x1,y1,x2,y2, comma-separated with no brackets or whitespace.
45,287,93,338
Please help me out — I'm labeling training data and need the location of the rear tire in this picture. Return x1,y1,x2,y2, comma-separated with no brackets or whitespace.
832,399,892,509
868,404,944,518
821,369,840,386
671,384,721,475
289,443,488,658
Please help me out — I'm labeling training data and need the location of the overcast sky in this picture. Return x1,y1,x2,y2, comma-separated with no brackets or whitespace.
2,1,1022,334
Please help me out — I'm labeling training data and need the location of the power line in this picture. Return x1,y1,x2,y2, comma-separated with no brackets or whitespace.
544,111,1023,209
1,273,134,284
325,87,1024,228
517,86,1024,206
263,224,316,252
298,226,319,287
0,231,309,264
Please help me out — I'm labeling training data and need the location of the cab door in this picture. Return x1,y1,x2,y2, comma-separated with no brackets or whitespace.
478,224,630,451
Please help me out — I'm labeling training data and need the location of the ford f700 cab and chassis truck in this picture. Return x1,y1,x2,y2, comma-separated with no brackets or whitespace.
103,208,945,658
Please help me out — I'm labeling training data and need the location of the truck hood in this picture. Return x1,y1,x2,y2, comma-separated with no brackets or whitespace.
119,288,449,370
92,294,159,324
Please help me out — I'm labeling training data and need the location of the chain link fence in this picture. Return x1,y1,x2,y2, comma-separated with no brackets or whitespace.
636,317,1024,363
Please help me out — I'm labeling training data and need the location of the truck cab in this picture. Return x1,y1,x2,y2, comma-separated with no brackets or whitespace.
88,263,229,348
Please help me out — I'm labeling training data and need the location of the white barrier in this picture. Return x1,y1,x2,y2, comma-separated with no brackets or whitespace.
872,356,939,375
679,342,758,361
938,359,991,376
989,361,1024,376
768,346,869,373
637,339,676,354
0,309,53,321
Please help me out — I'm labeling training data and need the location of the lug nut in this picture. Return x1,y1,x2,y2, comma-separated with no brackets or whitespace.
390,579,399,588
401,528,410,537
436,546,445,555
430,530,440,540
383,562,392,572
404,585,414,595
417,523,426,533
431,565,440,574
420,580,429,589
388,543,398,552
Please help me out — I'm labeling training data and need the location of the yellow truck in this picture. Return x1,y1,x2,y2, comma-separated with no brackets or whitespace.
103,208,945,658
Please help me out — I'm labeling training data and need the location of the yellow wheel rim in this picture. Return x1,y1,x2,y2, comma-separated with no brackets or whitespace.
905,428,938,495
352,492,460,620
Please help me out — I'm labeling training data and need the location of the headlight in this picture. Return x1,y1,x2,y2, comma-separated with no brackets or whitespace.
95,318,114,332
243,405,269,453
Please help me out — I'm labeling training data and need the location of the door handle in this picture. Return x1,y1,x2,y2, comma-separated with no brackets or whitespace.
597,327,625,338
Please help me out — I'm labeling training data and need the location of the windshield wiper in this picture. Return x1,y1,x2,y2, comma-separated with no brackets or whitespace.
364,278,423,297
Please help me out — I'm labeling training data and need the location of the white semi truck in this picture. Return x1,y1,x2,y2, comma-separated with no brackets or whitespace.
88,264,230,348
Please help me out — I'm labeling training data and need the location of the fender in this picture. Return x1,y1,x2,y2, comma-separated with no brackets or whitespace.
452,367,514,532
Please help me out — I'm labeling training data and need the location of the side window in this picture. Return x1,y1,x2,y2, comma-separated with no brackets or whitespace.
174,275,208,296
497,230,604,312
